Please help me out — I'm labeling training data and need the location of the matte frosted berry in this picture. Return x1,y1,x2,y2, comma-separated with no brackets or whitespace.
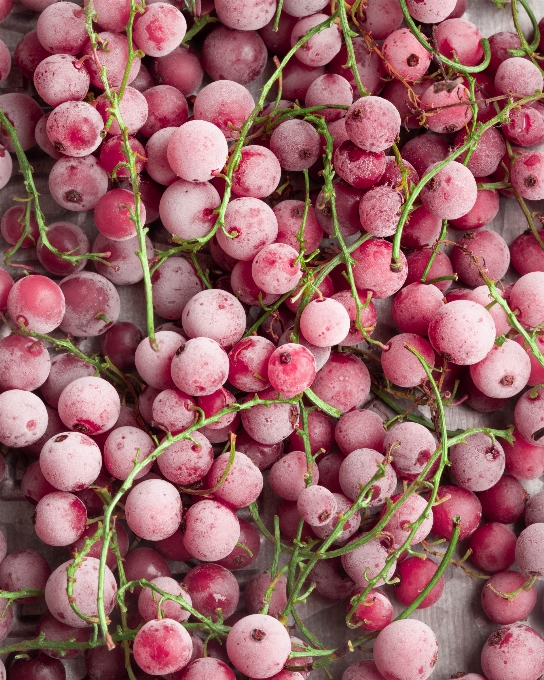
202,26,268,86
470,340,531,399
0,335,50,392
37,2,87,55
345,96,400,153
152,258,204,321
352,239,407,299
509,272,544,329
428,300,496,365
182,289,246,348
34,54,90,106
384,422,437,481
382,29,432,81
140,85,189,138
45,557,116,629
226,614,291,679
269,450,318,501
228,336,274,392
311,351,371,413
452,229,510,287
341,536,397,588
270,119,320,172
274,200,323,255
339,448,397,506
104,426,154,481
504,433,544,480
57,376,120,435
152,388,195,434
35,492,87,546
358,186,404,238
305,73,353,123
342,661,386,680
231,145,281,198
359,0,403,39
392,282,444,336
481,623,544,680
510,231,544,276
515,523,544,578
182,658,236,680
14,30,49,79
217,198,278,261
252,243,303,295
373,619,438,680
133,3,187,57
194,80,255,142
267,343,316,395
0,390,48,448
381,333,435,388
157,432,212,485
183,499,240,562
167,120,228,183
40,431,102,491
125,479,181,541
48,155,109,212
215,0,275,30
435,18,484,66
152,47,204,96
405,0,455,22
7,275,65,334
334,142,386,189
171,336,229,397
335,409,385,455
46,101,104,157
159,179,221,240
297,485,337,526
450,433,505,492
299,297,351,348
133,619,192,675
420,161,477,219
495,57,544,97
208,451,263,508
291,14,341,67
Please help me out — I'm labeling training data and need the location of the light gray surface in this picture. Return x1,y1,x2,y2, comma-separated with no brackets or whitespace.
1,1,544,679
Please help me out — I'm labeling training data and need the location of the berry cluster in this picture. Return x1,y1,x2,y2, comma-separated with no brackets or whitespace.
0,0,543,679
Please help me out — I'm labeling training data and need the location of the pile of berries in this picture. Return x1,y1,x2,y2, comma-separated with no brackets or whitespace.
0,0,543,679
